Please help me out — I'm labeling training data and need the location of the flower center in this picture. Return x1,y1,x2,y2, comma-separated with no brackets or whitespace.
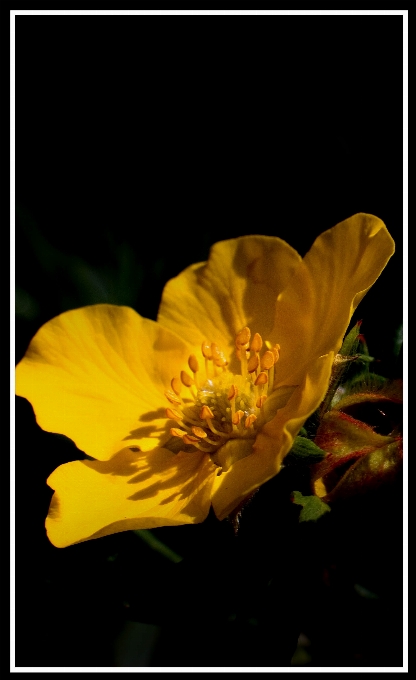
163,327,280,469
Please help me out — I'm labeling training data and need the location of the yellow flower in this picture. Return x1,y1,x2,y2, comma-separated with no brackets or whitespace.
15,214,394,547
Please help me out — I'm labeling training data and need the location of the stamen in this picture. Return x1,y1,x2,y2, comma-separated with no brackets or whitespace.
211,343,227,372
245,413,257,429
170,427,187,437
165,389,182,406
181,370,194,387
268,344,280,394
192,426,208,439
256,394,267,409
166,407,183,421
232,409,244,425
227,384,238,424
201,341,213,378
183,433,200,445
250,332,263,353
254,371,268,386
236,326,251,347
260,350,275,371
271,343,281,362
188,354,200,388
247,354,259,375
235,327,251,377
170,377,182,396
200,405,214,420
254,371,268,400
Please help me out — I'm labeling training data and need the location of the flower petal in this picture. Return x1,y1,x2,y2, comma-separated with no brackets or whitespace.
46,446,218,547
272,214,395,386
15,305,191,460
211,353,334,520
157,235,302,370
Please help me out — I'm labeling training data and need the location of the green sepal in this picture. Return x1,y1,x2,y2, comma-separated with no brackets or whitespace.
285,435,327,465
319,321,373,416
339,321,362,357
291,491,331,522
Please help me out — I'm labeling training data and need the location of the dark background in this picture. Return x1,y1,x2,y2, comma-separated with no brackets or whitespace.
14,15,404,668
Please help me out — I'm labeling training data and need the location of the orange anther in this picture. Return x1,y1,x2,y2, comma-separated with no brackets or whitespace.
272,344,281,362
214,353,227,367
232,409,244,425
211,343,227,367
188,354,199,374
171,376,182,396
192,426,207,439
200,405,214,420
164,389,182,405
170,427,186,438
245,413,257,428
250,332,263,353
255,371,268,386
227,384,238,400
256,395,267,408
236,347,250,361
183,434,200,445
247,354,259,374
260,351,275,371
166,407,183,421
201,341,212,359
236,326,251,347
181,370,194,387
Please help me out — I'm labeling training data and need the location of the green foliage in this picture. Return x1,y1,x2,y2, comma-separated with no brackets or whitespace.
285,435,327,465
291,491,331,522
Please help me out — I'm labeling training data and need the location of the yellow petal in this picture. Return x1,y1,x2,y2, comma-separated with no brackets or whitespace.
273,214,395,386
15,305,190,460
157,236,302,371
211,353,334,520
46,446,218,547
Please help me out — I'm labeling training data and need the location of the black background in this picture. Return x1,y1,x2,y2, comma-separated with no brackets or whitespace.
14,13,404,668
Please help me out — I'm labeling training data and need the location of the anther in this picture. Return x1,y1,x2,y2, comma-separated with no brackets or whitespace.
227,385,238,400
260,351,275,371
170,427,187,438
170,377,182,396
188,354,199,374
201,341,212,359
271,343,280,363
211,343,227,369
256,395,267,408
236,327,251,348
245,413,257,429
200,405,214,420
183,434,200,445
165,389,182,406
254,371,268,386
250,332,263,353
232,409,244,425
192,426,208,439
166,407,183,421
247,354,259,374
181,370,194,387
236,347,250,361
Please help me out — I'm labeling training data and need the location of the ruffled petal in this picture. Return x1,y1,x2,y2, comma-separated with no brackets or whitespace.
272,214,395,386
211,353,334,520
157,235,302,370
15,305,191,460
46,446,218,547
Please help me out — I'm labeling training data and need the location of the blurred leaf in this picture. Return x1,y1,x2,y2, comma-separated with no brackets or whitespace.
285,435,327,465
291,491,331,522
134,529,183,564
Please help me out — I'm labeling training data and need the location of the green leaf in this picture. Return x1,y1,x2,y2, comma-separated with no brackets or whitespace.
339,321,362,357
291,491,331,522
285,435,327,465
